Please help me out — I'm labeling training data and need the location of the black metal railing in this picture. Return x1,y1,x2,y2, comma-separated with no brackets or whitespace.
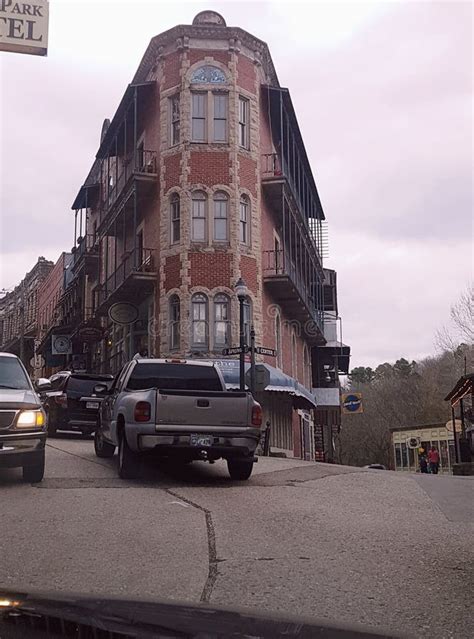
101,150,157,213
263,248,323,331
95,247,156,308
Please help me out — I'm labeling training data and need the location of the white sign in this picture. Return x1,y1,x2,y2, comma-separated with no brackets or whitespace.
0,0,49,57
52,335,72,355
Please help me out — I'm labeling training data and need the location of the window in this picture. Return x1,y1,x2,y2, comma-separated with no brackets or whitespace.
275,313,282,369
239,195,249,244
239,96,249,149
170,193,180,243
191,293,208,348
303,345,311,389
291,332,297,378
191,65,227,84
213,294,230,348
169,95,180,145
192,93,207,142
213,93,227,142
192,191,206,241
243,297,252,346
126,362,222,392
213,191,228,241
169,295,180,350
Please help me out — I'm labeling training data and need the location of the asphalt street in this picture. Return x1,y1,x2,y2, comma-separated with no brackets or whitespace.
1,436,473,638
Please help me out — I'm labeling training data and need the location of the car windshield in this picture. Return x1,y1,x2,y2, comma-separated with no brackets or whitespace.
0,356,32,390
66,377,113,395
126,363,222,391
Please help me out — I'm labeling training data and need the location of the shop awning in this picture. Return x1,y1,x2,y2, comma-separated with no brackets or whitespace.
211,359,317,409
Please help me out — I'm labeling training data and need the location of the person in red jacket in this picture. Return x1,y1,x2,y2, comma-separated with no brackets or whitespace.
428,446,440,474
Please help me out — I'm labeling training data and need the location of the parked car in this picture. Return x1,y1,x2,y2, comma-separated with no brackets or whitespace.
42,372,114,436
0,352,50,482
364,464,387,470
94,358,263,480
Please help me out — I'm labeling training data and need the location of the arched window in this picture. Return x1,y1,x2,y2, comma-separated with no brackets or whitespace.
191,293,208,348
213,191,228,241
169,295,180,350
213,294,230,348
275,313,282,369
240,195,249,244
170,193,180,244
190,65,227,84
191,191,207,242
303,344,311,389
243,297,252,346
291,331,297,379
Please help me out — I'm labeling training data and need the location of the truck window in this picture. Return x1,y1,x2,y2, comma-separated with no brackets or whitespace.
0,356,31,390
126,363,222,392
66,376,113,396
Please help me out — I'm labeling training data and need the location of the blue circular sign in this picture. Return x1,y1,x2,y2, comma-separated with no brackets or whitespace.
343,394,362,412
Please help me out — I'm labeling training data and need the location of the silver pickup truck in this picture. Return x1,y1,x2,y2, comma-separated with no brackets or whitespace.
93,358,263,480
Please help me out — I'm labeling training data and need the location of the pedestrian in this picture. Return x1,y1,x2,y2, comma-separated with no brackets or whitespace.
418,452,428,474
428,446,440,475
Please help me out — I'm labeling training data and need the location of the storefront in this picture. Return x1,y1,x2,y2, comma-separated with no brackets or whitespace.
390,422,461,474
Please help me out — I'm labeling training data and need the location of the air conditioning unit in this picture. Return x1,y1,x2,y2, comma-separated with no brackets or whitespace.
406,436,421,449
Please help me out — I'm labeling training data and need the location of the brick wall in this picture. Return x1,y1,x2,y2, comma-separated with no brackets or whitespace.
240,255,258,295
238,155,257,197
162,52,181,90
164,153,182,192
189,151,231,186
164,254,181,291
190,252,232,288
236,54,256,94
188,49,230,67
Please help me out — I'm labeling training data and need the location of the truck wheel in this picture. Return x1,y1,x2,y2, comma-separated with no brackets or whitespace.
227,458,254,481
118,431,140,480
23,451,45,483
94,429,116,458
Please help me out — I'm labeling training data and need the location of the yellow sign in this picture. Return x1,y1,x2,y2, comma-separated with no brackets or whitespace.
341,392,363,414
0,0,49,56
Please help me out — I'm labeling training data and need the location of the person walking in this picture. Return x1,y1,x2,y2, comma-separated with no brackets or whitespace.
428,446,440,474
418,452,428,474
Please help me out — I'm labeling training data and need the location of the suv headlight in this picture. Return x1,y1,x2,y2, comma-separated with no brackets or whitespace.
16,410,45,428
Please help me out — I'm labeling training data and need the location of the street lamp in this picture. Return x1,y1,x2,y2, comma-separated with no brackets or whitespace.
234,277,248,391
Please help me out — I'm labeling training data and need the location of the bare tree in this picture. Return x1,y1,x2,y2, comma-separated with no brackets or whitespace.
436,282,474,351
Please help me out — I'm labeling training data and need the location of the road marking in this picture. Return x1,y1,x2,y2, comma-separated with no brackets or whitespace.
169,500,189,508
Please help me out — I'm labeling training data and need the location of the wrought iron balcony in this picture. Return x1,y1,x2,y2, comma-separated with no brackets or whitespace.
263,248,325,345
72,234,99,276
94,247,156,313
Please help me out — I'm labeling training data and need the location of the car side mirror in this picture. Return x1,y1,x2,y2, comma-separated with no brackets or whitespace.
94,383,109,395
36,378,52,392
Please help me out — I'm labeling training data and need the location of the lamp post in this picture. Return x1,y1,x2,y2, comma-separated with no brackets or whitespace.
234,277,248,391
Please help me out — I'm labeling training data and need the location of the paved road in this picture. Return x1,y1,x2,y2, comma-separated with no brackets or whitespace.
1,436,473,638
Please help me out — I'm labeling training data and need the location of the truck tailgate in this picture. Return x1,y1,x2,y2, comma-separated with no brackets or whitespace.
155,390,250,428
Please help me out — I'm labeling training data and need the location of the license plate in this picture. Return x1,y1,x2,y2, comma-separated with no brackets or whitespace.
190,434,213,447
86,402,99,409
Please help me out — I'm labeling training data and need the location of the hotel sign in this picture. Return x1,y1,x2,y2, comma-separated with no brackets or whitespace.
0,0,49,56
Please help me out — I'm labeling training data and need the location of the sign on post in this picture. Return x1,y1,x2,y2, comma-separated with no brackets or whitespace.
341,393,363,414
254,346,277,357
0,0,49,56
222,346,248,356
245,364,270,393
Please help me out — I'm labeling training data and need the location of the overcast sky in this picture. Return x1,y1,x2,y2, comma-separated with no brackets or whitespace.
0,0,472,368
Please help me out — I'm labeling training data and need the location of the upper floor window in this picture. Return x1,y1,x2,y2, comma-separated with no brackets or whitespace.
213,191,228,241
191,293,208,348
243,297,252,346
169,95,180,146
192,91,228,143
239,96,250,149
169,295,180,350
213,294,230,348
190,65,227,84
170,193,180,244
239,195,249,244
303,344,311,389
191,191,207,242
191,93,207,142
275,313,282,369
291,332,297,379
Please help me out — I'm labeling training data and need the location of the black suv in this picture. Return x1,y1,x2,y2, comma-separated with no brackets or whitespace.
43,372,113,436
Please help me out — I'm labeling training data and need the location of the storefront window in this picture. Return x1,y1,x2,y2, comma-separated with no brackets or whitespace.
395,443,402,468
440,440,449,470
401,442,408,469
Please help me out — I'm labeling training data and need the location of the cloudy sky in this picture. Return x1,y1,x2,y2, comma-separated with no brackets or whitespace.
0,0,472,368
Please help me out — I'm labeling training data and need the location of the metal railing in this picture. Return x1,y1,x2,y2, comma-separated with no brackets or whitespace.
262,248,323,330
95,247,156,308
101,150,157,213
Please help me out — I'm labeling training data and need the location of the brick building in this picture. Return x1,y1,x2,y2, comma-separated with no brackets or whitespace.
67,10,350,457
0,257,54,370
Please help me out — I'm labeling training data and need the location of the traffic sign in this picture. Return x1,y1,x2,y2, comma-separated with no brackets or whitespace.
30,354,45,370
245,364,270,392
222,346,248,356
255,346,277,357
341,393,363,414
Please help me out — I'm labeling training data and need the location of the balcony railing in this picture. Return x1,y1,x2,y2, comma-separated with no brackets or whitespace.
73,234,100,275
263,248,324,340
101,150,157,215
95,247,156,311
